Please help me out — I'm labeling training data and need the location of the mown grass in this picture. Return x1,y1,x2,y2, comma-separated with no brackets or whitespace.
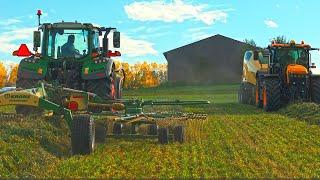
0,84,320,178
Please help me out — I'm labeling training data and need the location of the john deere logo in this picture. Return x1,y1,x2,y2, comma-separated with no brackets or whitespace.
4,93,31,99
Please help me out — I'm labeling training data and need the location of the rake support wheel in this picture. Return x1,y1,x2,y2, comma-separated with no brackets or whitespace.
158,128,169,144
71,115,95,155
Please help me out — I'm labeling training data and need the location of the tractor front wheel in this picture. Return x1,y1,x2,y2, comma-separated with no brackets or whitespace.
262,78,281,111
71,115,95,155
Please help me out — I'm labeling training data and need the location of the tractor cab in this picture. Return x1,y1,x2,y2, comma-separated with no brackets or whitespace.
45,23,92,60
14,21,121,61
266,41,316,77
14,23,121,60
263,41,320,88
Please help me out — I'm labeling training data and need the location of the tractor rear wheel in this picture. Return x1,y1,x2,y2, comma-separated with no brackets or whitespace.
86,75,115,113
255,77,264,108
311,76,320,104
71,115,95,155
255,85,263,108
86,76,115,100
15,78,43,115
262,78,281,111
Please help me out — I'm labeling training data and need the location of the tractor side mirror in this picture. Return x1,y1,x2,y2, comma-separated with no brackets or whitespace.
102,37,109,54
253,51,259,60
311,63,317,68
33,31,41,48
113,31,120,48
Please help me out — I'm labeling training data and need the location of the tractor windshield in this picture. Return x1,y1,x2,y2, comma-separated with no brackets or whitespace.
274,48,309,67
47,29,89,59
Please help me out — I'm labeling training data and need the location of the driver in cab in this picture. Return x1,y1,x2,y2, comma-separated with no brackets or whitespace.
61,35,81,57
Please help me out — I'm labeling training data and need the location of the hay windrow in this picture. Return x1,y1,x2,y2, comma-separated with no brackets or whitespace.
280,103,320,125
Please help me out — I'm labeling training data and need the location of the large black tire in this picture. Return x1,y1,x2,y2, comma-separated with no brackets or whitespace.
255,86,263,108
173,126,185,143
15,78,43,115
158,128,169,144
262,78,281,112
86,77,115,100
71,115,95,155
238,82,255,105
255,85,263,108
86,76,115,113
311,76,320,104
255,76,264,108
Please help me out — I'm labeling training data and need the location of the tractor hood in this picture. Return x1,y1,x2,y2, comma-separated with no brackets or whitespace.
286,64,308,83
286,64,308,75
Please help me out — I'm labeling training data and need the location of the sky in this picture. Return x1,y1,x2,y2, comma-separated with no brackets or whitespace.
0,0,320,65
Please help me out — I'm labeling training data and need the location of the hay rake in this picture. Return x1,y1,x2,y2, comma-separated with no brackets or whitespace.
0,83,210,155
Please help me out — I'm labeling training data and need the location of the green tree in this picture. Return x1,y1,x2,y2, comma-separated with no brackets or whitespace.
244,39,257,47
271,35,288,44
241,39,258,60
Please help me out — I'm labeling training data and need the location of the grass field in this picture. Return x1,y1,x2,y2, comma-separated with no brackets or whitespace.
1,84,320,178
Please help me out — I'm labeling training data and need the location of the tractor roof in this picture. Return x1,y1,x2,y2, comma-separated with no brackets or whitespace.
41,22,100,30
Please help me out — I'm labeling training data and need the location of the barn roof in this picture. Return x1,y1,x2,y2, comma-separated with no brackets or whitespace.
163,34,249,56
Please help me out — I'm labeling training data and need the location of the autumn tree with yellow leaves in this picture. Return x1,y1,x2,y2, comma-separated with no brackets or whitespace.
122,62,167,89
0,62,7,87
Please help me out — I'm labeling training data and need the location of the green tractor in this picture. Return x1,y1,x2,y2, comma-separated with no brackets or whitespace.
13,10,124,114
